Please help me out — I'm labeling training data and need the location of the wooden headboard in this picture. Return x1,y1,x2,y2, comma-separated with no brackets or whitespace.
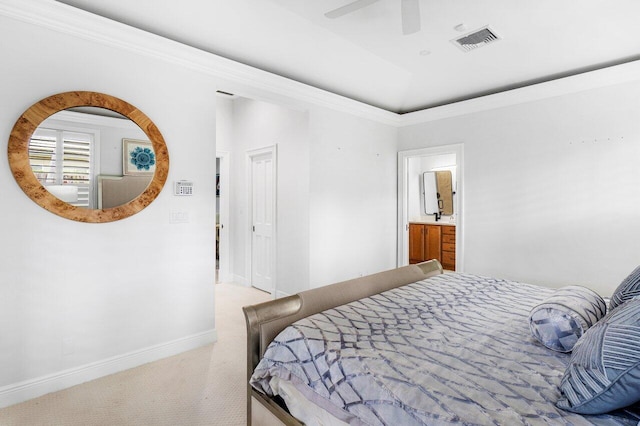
242,260,443,425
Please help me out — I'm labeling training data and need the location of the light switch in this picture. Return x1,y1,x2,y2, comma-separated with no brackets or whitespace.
170,211,190,223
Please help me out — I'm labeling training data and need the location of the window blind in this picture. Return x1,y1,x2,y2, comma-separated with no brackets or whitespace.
29,128,93,208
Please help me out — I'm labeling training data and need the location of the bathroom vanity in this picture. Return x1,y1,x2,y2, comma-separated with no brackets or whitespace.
409,222,456,270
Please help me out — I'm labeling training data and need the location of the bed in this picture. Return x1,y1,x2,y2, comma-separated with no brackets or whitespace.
243,260,640,426
97,175,152,208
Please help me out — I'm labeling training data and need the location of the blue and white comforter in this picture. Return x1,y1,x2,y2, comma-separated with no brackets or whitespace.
250,273,639,425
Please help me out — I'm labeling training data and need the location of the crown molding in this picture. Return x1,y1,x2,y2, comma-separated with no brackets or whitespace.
399,59,640,126
42,110,138,129
2,0,639,129
0,0,402,126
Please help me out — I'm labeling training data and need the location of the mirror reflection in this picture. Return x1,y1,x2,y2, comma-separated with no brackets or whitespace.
9,91,169,223
30,108,153,209
423,171,453,217
407,153,457,223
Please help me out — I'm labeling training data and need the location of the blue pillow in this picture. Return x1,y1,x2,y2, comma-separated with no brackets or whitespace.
557,298,640,414
529,286,606,352
610,265,640,311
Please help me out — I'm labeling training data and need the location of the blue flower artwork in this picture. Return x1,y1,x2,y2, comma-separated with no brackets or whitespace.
123,139,156,175
129,146,156,171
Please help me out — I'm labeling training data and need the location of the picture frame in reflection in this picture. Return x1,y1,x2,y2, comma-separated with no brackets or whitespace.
123,138,156,176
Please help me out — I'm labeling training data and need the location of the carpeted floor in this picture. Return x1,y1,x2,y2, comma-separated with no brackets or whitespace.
0,283,270,426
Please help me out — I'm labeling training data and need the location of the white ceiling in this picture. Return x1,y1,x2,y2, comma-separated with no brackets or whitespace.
55,0,640,114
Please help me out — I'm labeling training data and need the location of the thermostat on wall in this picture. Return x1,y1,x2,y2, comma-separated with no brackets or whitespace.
174,180,194,196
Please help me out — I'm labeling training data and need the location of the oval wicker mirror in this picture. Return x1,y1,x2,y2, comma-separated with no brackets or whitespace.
8,91,169,223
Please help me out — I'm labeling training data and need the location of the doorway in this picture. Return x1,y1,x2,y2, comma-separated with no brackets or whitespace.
216,151,230,283
247,146,277,294
397,144,464,269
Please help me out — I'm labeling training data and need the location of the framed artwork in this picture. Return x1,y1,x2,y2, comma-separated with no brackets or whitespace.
123,139,156,175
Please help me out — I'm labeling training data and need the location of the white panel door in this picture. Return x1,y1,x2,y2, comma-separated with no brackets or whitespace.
251,152,274,293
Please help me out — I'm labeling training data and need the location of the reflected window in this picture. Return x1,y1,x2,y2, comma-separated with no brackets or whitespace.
29,127,98,208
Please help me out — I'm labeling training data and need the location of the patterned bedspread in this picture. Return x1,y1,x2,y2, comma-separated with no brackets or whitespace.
250,273,640,425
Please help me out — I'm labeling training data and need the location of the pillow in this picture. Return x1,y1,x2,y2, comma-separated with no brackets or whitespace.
609,265,640,311
528,286,606,352
557,298,640,414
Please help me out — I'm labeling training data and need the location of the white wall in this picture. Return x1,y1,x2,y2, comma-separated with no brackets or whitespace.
216,97,311,297
309,108,398,287
399,80,640,295
0,15,217,405
217,99,399,293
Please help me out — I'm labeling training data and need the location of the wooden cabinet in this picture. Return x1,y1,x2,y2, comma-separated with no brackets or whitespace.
408,223,425,263
441,226,456,270
409,223,456,270
425,225,441,262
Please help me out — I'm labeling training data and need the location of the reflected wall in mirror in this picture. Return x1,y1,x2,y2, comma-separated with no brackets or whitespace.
8,92,169,223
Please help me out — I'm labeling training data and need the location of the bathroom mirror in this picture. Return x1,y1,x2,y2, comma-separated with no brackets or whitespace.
423,171,453,216
8,91,169,223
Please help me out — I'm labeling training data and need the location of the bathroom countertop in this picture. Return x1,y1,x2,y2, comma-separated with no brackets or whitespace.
409,220,456,226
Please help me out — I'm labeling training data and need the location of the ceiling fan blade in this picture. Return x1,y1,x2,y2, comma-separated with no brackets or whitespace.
401,0,421,35
325,0,381,19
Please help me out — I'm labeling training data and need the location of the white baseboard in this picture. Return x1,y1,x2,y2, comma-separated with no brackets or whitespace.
232,274,250,287
0,329,217,409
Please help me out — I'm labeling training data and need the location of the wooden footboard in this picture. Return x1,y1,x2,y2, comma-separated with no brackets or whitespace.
242,260,443,425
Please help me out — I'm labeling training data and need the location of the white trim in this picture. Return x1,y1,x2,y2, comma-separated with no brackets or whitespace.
4,0,640,127
44,110,138,129
232,275,251,287
246,145,278,297
0,0,399,127
397,144,464,270
216,151,231,284
399,60,640,126
0,329,217,409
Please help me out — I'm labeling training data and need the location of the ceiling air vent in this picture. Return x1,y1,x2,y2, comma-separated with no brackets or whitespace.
452,26,500,52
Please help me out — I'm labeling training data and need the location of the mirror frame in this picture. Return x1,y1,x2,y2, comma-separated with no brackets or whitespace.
8,91,169,223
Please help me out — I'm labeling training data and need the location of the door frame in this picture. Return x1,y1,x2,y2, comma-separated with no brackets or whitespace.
216,150,230,283
246,145,277,296
397,144,464,270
